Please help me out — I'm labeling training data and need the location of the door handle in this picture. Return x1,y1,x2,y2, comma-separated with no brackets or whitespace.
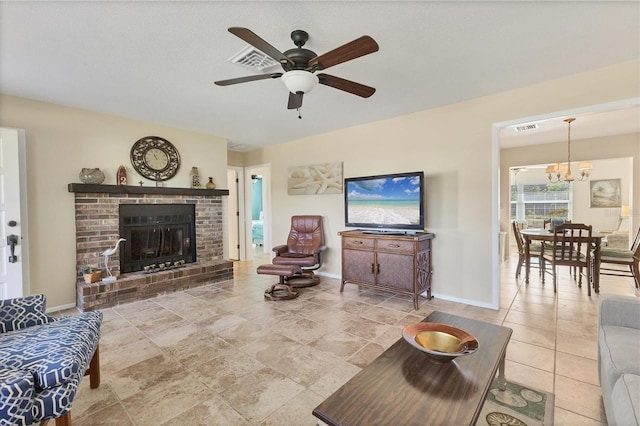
7,235,18,263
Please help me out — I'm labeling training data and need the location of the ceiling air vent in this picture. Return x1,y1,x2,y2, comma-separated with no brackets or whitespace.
229,46,280,72
227,141,255,152
514,123,539,132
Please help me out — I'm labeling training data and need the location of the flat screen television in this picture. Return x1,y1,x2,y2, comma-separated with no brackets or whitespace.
344,171,425,233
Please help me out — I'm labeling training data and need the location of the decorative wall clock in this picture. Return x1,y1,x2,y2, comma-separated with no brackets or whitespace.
130,136,180,181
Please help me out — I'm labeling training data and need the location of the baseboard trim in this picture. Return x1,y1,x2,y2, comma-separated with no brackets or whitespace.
317,271,341,280
46,302,77,313
430,292,497,310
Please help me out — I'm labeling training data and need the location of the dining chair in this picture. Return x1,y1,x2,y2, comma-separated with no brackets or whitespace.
597,227,640,289
512,220,543,279
542,218,578,278
541,223,595,295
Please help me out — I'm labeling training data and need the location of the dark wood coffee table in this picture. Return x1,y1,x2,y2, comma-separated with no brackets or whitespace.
312,311,512,425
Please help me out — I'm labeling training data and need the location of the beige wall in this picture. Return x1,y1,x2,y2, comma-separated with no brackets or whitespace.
1,60,638,309
227,150,246,167
0,94,228,308
244,60,640,308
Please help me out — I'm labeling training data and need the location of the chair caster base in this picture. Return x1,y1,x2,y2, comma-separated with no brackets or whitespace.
287,272,320,288
264,284,299,301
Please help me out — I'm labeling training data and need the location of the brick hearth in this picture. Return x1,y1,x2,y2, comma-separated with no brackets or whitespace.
69,184,233,311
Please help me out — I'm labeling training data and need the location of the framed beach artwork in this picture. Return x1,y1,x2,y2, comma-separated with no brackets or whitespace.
287,162,343,195
590,179,621,208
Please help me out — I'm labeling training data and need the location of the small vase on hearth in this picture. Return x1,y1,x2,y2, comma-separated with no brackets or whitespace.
206,177,216,189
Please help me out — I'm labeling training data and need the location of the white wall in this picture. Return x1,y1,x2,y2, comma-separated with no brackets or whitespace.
571,157,633,231
502,133,639,252
507,155,633,231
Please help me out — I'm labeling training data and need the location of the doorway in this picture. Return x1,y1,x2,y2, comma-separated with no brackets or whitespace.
227,164,271,261
245,165,271,261
494,98,640,308
250,174,264,256
0,127,29,298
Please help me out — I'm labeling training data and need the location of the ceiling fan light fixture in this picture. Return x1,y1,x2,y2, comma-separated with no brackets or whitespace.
281,70,319,94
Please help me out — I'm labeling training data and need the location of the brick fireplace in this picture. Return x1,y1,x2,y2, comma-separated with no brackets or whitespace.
69,184,233,311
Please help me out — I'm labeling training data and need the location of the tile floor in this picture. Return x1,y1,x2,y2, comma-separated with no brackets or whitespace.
65,252,638,425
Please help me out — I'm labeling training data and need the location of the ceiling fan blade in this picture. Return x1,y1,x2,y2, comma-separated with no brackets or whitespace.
317,74,376,98
309,36,379,71
214,73,282,86
228,27,293,67
287,92,303,110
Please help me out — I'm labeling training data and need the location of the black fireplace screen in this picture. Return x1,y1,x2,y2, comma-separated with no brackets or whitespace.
119,204,196,273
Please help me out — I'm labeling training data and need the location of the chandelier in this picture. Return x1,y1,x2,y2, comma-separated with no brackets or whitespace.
545,118,592,182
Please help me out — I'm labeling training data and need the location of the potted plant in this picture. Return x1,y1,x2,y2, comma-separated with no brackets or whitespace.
81,267,102,284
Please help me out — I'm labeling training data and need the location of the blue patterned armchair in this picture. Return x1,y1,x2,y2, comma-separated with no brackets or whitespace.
0,294,102,426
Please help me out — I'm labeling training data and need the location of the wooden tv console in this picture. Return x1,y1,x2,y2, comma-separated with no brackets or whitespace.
339,230,434,309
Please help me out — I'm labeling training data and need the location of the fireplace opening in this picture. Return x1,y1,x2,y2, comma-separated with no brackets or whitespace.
119,204,196,273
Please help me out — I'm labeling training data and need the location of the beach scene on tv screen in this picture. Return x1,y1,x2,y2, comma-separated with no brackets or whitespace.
347,175,421,225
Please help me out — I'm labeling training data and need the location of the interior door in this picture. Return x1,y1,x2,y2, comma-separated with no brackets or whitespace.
227,168,240,260
0,127,27,299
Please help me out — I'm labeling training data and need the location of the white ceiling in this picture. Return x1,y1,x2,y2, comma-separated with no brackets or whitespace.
500,103,640,149
1,1,638,151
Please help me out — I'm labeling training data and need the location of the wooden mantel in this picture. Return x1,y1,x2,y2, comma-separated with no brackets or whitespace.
68,183,229,196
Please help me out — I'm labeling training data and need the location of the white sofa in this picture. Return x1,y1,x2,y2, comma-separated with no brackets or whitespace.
598,294,640,425
604,231,630,250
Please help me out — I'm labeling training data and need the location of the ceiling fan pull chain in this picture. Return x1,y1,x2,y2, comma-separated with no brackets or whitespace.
297,107,302,119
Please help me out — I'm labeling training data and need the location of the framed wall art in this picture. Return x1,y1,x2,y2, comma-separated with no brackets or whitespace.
590,179,621,208
287,162,343,195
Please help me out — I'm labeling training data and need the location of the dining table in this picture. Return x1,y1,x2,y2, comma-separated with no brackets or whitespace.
521,228,604,293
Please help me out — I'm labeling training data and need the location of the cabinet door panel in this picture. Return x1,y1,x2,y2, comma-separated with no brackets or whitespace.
416,249,431,293
343,249,375,283
377,252,414,291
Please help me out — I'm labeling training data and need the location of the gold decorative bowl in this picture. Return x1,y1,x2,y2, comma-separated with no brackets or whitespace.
402,322,479,363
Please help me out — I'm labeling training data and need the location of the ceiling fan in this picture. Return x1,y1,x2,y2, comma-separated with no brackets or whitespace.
214,27,379,114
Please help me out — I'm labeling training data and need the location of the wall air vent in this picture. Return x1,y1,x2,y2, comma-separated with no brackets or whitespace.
229,46,280,71
514,123,539,132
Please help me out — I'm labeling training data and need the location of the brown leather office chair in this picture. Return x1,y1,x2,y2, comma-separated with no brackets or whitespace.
597,227,640,289
272,215,326,287
541,223,595,295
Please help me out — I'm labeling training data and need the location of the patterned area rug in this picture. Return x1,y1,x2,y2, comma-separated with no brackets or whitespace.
479,378,554,426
